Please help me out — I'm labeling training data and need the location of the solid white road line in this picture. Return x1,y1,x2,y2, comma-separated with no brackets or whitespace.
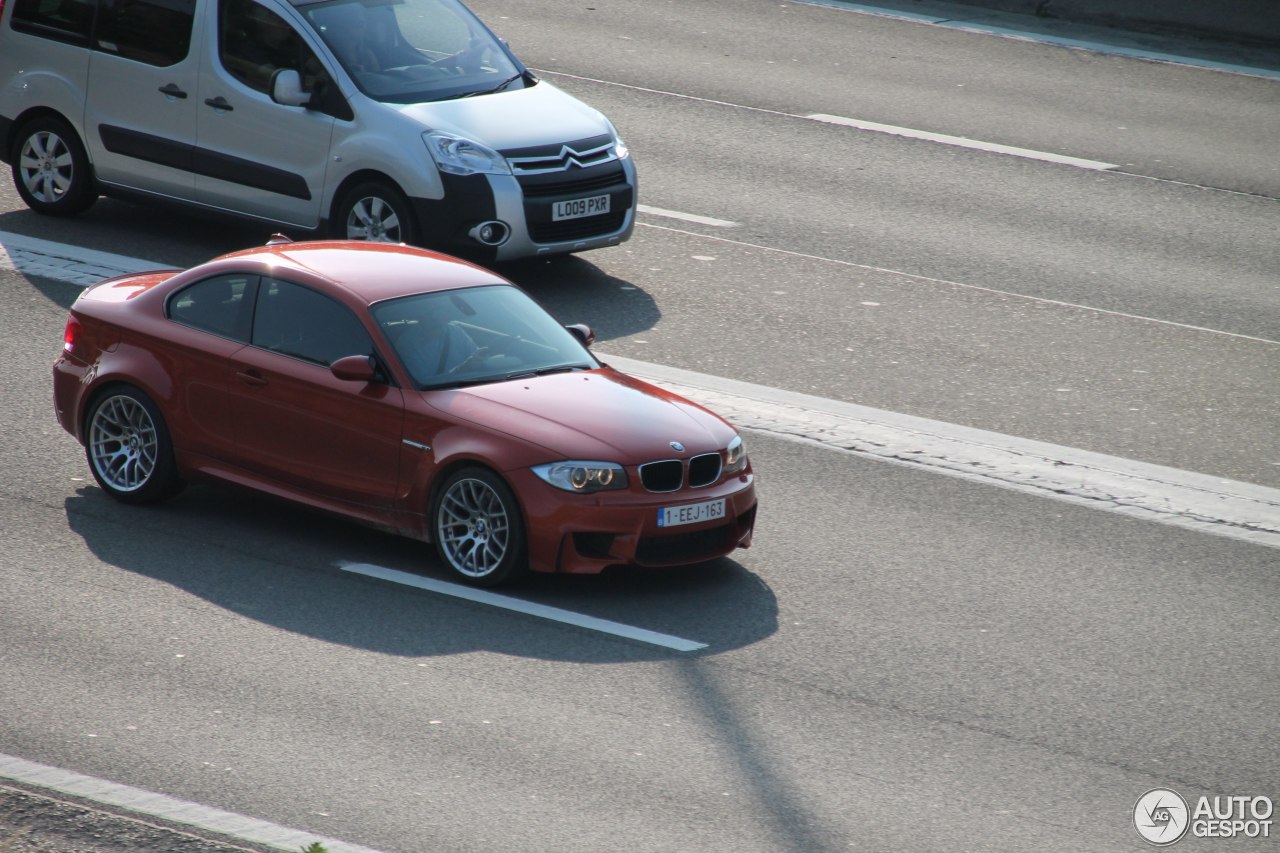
601,354,1280,551
7,232,1279,552
0,753,386,853
807,114,1120,170
637,204,737,227
340,563,708,651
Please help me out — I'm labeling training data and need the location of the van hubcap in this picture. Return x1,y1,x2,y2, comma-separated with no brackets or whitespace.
20,131,73,203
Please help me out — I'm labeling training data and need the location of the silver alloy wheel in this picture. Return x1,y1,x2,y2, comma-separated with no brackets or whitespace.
345,195,402,242
89,394,159,493
437,477,512,579
18,130,74,204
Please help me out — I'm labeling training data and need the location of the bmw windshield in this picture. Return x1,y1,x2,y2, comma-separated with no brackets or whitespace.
373,286,598,390
301,0,527,103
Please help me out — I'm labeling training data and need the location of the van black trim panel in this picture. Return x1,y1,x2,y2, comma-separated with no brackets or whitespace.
99,124,193,172
190,148,311,200
411,172,496,258
0,116,14,164
98,124,311,200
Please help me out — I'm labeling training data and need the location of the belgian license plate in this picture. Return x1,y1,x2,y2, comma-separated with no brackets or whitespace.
657,497,726,528
552,194,610,221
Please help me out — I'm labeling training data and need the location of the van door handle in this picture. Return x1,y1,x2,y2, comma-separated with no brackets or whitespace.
158,83,188,99
204,96,234,112
236,369,268,386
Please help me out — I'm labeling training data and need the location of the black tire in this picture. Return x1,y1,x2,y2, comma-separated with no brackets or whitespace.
85,387,184,505
432,466,528,587
11,115,98,216
332,180,418,245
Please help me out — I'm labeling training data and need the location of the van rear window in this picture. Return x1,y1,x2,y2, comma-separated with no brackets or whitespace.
10,0,94,44
94,0,195,66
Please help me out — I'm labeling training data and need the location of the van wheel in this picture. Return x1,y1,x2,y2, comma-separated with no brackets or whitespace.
12,116,98,216
333,180,418,245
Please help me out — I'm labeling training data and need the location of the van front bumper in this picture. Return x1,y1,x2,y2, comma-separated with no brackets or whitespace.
411,156,637,263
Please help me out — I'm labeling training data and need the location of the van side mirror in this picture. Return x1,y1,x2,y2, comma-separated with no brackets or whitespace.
565,323,594,347
270,69,311,107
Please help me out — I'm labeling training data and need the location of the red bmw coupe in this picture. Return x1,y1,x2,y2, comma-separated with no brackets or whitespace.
53,239,756,586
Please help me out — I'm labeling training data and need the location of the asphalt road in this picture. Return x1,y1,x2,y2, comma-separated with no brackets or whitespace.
1,1,1278,852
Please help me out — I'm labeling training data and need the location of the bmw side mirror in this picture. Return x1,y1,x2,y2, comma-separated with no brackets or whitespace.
565,323,594,347
331,354,377,382
270,69,311,108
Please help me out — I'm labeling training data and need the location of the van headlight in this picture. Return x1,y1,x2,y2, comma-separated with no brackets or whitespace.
532,461,628,493
424,132,511,176
606,120,629,160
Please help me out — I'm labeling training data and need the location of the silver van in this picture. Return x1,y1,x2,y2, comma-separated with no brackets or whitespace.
0,0,636,262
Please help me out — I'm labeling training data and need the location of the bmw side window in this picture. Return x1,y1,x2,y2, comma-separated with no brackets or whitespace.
94,0,196,66
252,278,374,366
168,275,257,341
219,0,327,95
9,0,95,45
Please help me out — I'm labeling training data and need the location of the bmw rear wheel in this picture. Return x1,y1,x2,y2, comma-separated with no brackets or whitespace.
12,115,98,216
334,180,418,245
433,467,527,586
86,387,183,504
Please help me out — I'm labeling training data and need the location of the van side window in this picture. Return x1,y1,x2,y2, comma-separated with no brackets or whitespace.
220,0,326,96
94,0,196,66
9,0,95,45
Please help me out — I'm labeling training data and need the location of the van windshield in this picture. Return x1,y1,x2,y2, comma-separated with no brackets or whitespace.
301,0,526,103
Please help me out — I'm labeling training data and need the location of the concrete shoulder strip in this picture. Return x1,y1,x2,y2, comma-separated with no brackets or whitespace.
0,753,387,853
0,231,173,285
600,353,1280,550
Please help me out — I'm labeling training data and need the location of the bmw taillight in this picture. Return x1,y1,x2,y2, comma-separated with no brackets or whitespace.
63,316,82,353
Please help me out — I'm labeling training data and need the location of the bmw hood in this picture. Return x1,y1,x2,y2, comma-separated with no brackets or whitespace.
399,81,612,151
425,367,735,462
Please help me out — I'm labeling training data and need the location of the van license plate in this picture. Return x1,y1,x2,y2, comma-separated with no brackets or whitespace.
552,194,610,221
657,498,726,528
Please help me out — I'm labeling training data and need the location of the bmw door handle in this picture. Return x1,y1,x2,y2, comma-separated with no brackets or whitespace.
158,83,188,99
236,369,268,387
204,96,234,112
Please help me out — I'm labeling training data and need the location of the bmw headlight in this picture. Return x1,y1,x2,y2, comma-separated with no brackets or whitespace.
724,434,748,474
424,131,511,176
532,461,628,493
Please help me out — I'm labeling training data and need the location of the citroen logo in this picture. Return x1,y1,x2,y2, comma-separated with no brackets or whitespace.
670,441,685,452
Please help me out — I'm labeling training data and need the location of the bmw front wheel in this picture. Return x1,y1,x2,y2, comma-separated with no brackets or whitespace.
433,467,527,586
85,387,183,505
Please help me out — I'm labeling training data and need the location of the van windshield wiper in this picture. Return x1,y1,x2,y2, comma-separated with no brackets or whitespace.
460,72,525,98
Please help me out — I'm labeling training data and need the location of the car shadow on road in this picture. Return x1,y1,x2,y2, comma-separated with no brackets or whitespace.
62,484,777,663
491,254,660,343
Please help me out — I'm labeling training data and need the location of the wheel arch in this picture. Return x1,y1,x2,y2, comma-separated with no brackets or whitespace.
5,106,93,169
325,169,412,231
75,353,177,446
423,455,527,544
